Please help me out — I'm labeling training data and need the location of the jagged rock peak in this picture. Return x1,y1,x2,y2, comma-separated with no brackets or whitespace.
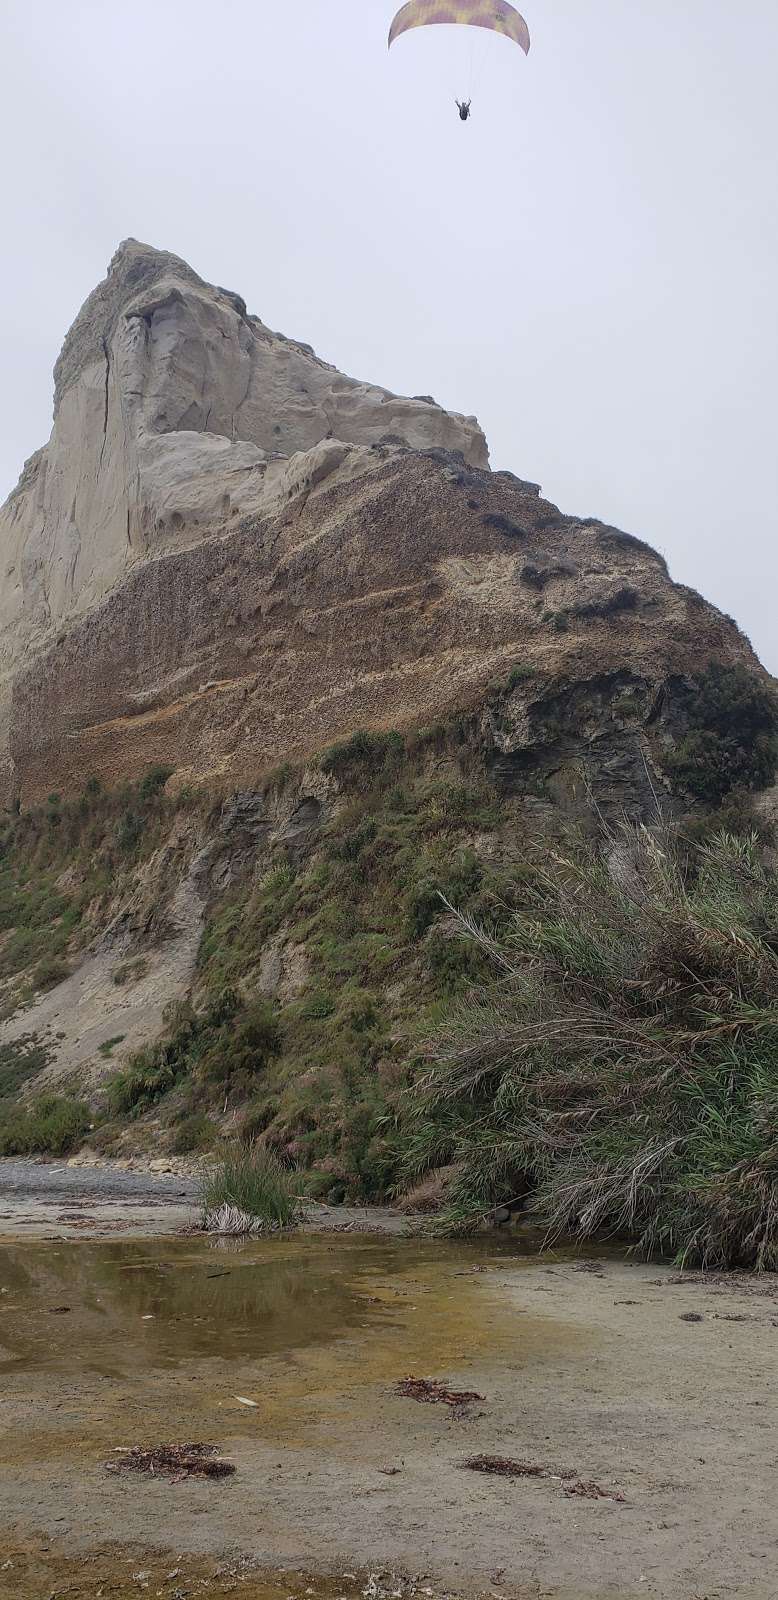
50,237,489,465
53,239,222,412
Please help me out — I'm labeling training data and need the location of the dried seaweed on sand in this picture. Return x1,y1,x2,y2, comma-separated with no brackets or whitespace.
396,1376,484,1408
105,1443,235,1481
464,1455,575,1480
563,1479,626,1503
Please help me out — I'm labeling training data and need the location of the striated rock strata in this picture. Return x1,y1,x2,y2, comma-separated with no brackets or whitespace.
0,240,770,811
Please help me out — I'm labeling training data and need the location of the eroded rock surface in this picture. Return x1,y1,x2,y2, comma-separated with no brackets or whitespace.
0,241,486,806
0,239,769,809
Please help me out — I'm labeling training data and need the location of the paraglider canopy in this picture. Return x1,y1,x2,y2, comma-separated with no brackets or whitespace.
388,1,531,57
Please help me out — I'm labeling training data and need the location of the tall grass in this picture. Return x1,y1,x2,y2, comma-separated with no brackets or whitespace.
200,1146,298,1229
408,826,778,1269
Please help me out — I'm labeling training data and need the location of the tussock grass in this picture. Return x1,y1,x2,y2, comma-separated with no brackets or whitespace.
200,1146,298,1230
408,826,778,1269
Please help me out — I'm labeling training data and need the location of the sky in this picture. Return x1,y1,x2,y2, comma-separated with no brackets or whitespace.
1,0,776,672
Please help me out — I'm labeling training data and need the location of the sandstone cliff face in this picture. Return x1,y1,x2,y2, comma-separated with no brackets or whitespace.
0,240,485,806
0,241,769,811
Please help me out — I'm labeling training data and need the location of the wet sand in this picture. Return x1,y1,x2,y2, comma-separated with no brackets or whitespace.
0,1158,408,1239
1,1232,776,1599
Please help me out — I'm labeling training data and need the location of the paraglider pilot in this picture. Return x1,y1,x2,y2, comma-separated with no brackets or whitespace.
388,2,530,124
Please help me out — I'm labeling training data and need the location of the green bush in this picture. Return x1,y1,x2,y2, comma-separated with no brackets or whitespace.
34,955,70,991
667,662,778,805
200,999,281,1085
98,1035,125,1059
116,809,144,853
200,1146,298,1226
482,512,527,540
505,663,535,691
573,586,639,620
0,1095,91,1156
424,928,488,992
170,1112,218,1154
300,989,336,1020
331,818,378,862
320,729,405,784
139,765,174,801
0,1037,51,1099
109,1043,185,1115
407,850,482,940
410,826,778,1269
108,993,281,1113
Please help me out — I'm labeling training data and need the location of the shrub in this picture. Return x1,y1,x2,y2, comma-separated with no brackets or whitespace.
199,1146,298,1227
170,1112,218,1154
505,663,535,691
320,729,405,784
667,662,778,805
0,1095,91,1156
542,610,570,633
108,993,281,1113
98,1035,125,1059
34,955,70,991
520,564,574,593
331,818,378,862
109,1044,185,1115
407,850,483,941
410,826,778,1268
300,989,336,1020
596,526,669,575
573,587,640,620
682,792,774,848
0,1036,51,1100
482,512,527,539
424,928,489,992
199,998,281,1085
116,809,144,853
139,765,174,801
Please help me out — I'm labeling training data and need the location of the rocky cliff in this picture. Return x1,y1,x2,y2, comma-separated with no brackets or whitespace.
0,239,771,816
1,241,777,1175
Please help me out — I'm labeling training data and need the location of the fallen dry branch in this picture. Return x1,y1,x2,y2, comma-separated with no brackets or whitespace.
105,1443,236,1481
396,1376,484,1408
464,1455,576,1481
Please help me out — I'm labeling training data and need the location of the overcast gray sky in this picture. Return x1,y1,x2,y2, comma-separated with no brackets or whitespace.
1,0,776,671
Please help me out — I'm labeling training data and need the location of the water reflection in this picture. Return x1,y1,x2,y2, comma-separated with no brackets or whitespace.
0,1235,524,1377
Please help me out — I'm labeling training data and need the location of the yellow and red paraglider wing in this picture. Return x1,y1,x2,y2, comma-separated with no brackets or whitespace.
388,1,530,56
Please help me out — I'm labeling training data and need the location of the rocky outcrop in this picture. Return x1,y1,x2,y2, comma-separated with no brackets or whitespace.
0,241,771,811
0,240,486,807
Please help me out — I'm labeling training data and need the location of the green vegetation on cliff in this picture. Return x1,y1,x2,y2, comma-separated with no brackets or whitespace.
164,737,530,1199
411,826,778,1269
0,660,776,1267
667,662,778,806
0,768,186,1018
